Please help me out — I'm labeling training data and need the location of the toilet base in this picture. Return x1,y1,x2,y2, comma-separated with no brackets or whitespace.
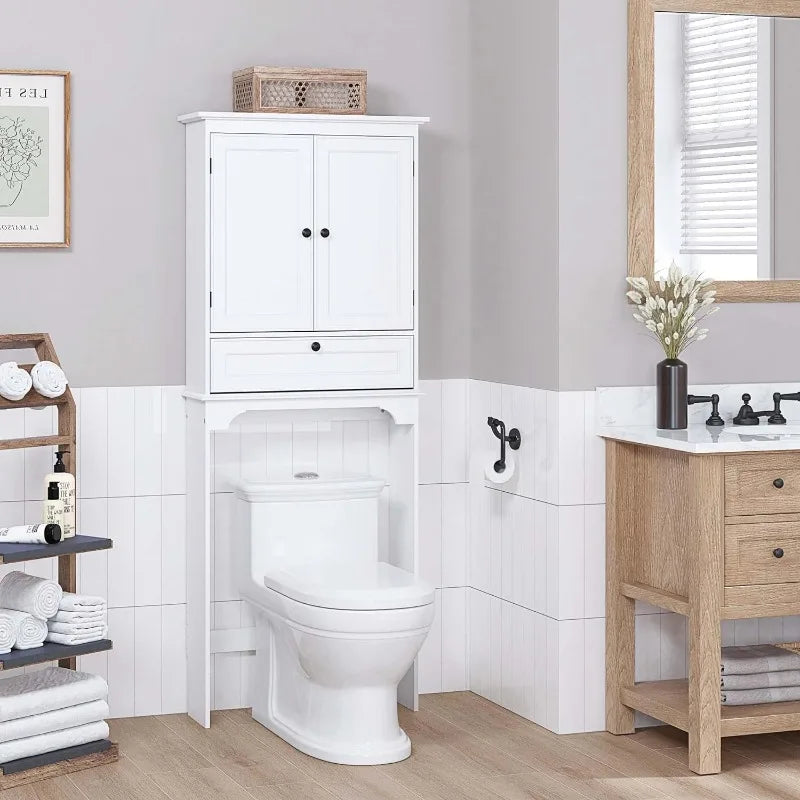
252,707,411,766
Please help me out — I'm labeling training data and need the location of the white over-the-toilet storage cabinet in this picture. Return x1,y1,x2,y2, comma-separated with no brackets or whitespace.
182,113,425,397
180,112,427,727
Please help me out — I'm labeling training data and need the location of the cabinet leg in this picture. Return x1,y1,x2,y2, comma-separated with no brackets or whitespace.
606,593,635,734
605,440,635,734
687,605,721,774
687,455,723,775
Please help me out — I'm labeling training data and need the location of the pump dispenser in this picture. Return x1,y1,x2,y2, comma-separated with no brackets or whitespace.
44,451,75,537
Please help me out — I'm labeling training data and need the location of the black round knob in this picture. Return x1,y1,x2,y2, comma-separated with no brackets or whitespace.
301,228,312,238
774,548,785,559
774,478,785,489
311,342,321,352
743,393,751,403
320,228,330,238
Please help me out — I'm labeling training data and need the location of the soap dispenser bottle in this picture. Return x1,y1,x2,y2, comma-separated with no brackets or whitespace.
44,451,75,538
43,482,65,531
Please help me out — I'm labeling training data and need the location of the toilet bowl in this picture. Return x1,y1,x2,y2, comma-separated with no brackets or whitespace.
235,474,434,765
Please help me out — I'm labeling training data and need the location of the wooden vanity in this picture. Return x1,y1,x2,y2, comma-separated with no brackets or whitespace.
601,425,800,774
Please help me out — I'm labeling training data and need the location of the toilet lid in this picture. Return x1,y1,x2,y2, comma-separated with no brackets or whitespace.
263,561,435,611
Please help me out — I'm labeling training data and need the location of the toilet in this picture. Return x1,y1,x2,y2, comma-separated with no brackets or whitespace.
234,473,434,765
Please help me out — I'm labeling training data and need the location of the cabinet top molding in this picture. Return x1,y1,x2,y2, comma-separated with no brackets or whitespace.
598,423,800,454
178,111,430,125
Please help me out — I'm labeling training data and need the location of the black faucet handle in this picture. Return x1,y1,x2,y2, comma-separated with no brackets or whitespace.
769,390,800,424
688,394,725,427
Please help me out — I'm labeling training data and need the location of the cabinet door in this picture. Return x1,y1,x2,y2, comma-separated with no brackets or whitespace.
314,136,414,331
211,135,314,332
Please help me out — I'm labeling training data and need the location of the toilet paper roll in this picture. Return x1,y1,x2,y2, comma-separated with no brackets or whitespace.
485,454,516,485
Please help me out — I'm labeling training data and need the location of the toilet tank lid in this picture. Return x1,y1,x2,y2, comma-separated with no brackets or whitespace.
235,474,385,503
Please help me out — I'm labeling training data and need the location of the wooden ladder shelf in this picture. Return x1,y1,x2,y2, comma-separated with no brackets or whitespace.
0,334,118,788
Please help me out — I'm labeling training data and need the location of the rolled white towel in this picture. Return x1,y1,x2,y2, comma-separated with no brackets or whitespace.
0,572,62,621
51,609,105,625
30,361,67,399
0,611,16,655
0,362,32,402
5,610,47,650
45,628,107,646
48,620,106,635
58,593,105,613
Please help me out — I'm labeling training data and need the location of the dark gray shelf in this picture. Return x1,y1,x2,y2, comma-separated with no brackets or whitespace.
0,739,113,775
0,640,112,671
0,535,112,565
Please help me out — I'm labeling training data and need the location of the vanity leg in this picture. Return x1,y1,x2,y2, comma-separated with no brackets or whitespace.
687,456,724,775
605,441,635,734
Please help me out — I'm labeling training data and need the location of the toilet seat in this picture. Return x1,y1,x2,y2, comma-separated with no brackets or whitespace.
263,560,434,611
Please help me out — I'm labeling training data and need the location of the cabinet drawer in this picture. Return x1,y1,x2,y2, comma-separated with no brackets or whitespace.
725,521,800,586
210,336,413,393
725,453,800,516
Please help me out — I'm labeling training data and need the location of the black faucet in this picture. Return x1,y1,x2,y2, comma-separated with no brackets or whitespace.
688,394,724,426
733,392,800,426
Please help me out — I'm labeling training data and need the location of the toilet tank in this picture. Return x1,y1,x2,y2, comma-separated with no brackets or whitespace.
234,474,385,582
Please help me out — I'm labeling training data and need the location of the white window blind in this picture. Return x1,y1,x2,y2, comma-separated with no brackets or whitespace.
681,14,758,254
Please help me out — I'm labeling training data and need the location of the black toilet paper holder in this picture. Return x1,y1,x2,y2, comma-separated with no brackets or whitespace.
487,417,522,474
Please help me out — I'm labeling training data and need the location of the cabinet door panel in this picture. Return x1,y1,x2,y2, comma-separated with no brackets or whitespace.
314,136,414,331
211,134,313,332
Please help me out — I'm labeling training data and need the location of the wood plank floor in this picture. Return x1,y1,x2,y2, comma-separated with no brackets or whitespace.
7,692,800,799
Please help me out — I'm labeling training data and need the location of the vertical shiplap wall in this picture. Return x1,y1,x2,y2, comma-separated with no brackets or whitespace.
416,380,470,694
465,382,609,734
0,382,467,718
0,388,188,719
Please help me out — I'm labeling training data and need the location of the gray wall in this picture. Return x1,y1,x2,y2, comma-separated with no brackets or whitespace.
2,0,471,386
469,0,560,390
557,0,800,390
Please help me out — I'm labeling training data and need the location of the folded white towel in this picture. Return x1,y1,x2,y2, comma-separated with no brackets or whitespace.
47,620,106,635
5,610,46,650
45,628,107,646
0,572,62,621
0,667,107,723
51,609,106,625
58,593,105,613
0,362,32,402
0,611,16,655
0,699,108,744
30,361,68,400
0,720,109,764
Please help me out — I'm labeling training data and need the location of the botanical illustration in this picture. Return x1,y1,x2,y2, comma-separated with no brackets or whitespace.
0,114,44,209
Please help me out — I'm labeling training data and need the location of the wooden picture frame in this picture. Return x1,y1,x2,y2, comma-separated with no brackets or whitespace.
0,70,70,248
628,0,800,302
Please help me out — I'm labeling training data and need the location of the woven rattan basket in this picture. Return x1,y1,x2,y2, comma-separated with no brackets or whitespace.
233,67,367,114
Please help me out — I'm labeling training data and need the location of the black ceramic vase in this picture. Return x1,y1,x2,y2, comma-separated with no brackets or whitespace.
656,358,687,430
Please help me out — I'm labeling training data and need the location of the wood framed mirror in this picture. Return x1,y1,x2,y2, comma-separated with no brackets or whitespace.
629,0,800,301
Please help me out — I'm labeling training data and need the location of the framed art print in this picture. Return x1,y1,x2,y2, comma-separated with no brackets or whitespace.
0,70,70,247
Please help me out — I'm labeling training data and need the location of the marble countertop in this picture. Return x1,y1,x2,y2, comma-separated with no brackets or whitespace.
597,424,800,454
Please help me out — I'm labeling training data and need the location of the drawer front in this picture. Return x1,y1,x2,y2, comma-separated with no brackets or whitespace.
725,521,800,586
725,453,800,516
210,336,413,393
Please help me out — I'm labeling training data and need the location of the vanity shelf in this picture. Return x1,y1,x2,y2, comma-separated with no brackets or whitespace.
622,680,800,738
